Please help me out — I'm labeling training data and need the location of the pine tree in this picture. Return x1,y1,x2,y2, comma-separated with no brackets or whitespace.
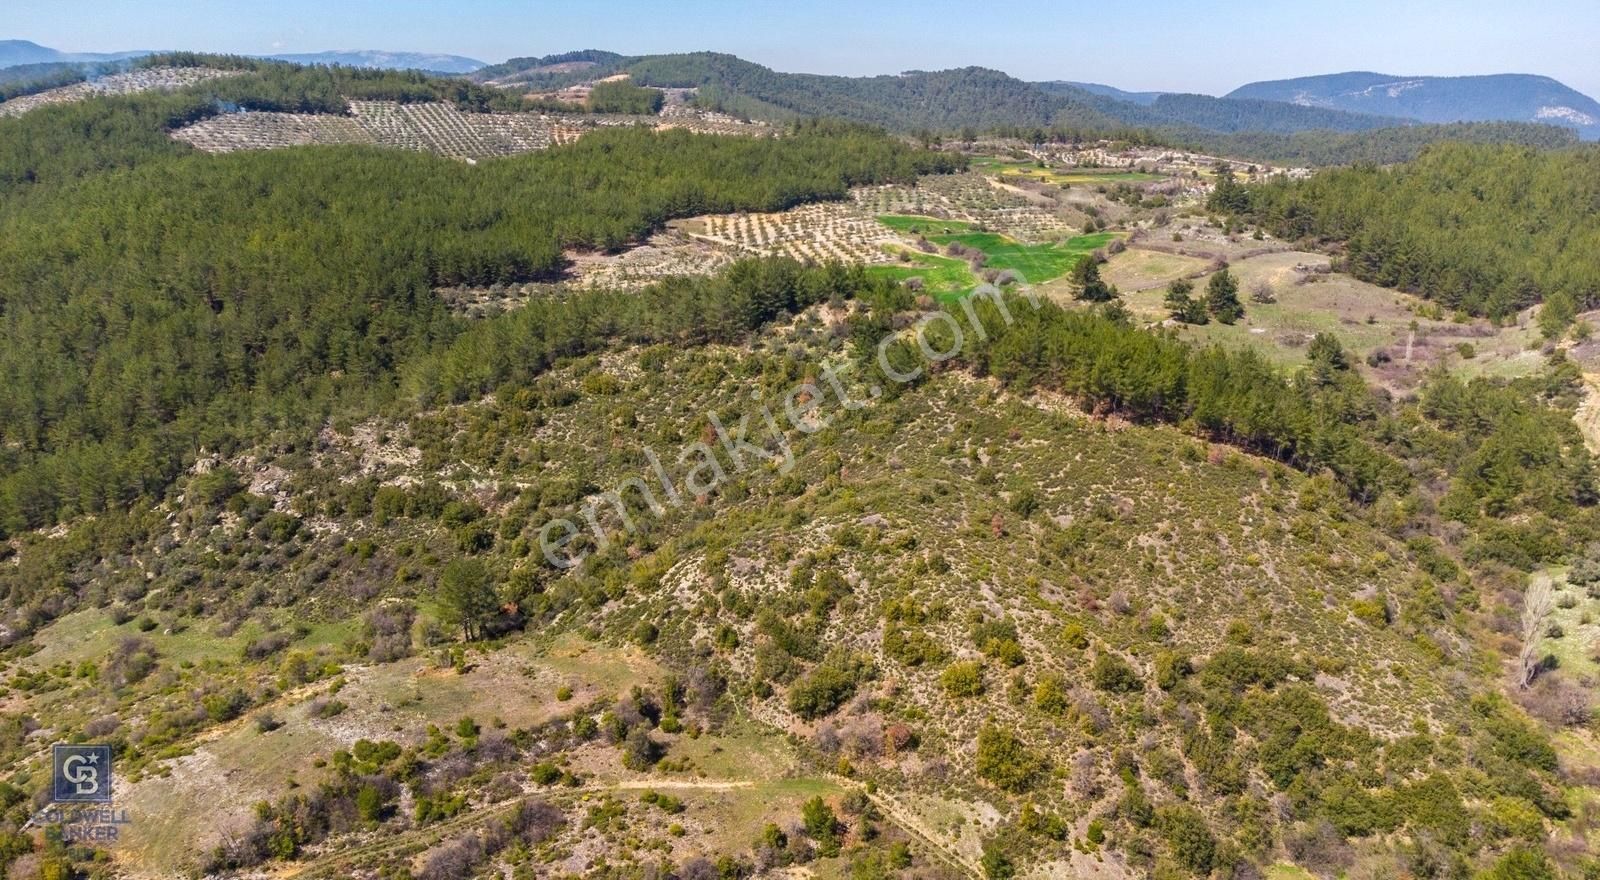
1072,257,1117,303
1208,162,1251,214
1164,279,1207,324
438,558,498,641
1206,269,1244,324
1306,333,1351,385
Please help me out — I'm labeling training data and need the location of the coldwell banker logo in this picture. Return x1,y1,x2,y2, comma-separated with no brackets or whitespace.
36,744,129,843
53,744,112,803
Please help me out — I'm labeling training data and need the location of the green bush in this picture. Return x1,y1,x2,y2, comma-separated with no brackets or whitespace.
802,796,843,856
941,661,985,698
975,724,1044,793
1091,653,1142,694
1482,848,1557,880
1156,805,1216,875
788,655,867,719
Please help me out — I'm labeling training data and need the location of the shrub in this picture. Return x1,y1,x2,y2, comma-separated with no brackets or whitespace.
243,631,292,660
621,727,661,770
883,625,948,666
1154,651,1191,690
1033,674,1069,714
202,689,250,722
365,603,416,662
511,799,566,845
788,655,867,720
632,620,659,645
417,833,485,880
1086,818,1105,845
975,724,1044,793
940,661,985,697
189,467,244,507
1156,805,1216,875
801,796,842,856
1482,848,1557,880
355,785,385,824
309,698,347,719
980,842,1015,879
1060,622,1090,650
1090,653,1141,694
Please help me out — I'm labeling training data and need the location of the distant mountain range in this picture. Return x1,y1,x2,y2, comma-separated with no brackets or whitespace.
1227,72,1600,139
264,50,487,74
6,38,1595,141
1052,81,1166,106
0,39,150,68
472,51,1409,136
1,41,487,75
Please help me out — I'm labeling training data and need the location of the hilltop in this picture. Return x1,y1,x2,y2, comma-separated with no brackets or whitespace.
1227,71,1600,139
0,38,150,68
265,49,489,74
1050,80,1167,106
475,50,1410,136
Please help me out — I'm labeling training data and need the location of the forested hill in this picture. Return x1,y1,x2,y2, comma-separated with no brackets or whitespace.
508,51,1406,135
0,39,149,68
263,50,489,74
1184,121,1580,167
0,60,118,101
0,61,959,533
1228,71,1600,139
472,49,627,85
1050,80,1166,106
1212,143,1600,320
627,55,1123,132
471,50,1588,160
0,53,547,189
1032,81,1408,134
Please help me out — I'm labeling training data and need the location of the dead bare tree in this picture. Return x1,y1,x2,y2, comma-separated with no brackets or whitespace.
1517,575,1555,689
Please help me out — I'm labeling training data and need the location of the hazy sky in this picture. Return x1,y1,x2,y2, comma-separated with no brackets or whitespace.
11,0,1600,98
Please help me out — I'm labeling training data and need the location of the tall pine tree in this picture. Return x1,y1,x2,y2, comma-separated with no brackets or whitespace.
1165,278,1207,324
1073,257,1117,303
1206,268,1244,324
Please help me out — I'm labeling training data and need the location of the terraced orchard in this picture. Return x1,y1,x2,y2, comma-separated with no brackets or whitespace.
854,173,1074,242
173,100,590,159
0,66,242,118
682,201,903,264
169,110,376,152
566,232,738,290
171,100,772,160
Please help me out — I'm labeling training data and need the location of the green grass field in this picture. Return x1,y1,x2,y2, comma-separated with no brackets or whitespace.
941,230,1114,283
870,220,1116,301
869,249,978,302
876,214,980,236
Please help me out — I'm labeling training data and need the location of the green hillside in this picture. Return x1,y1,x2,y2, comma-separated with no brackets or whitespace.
1214,143,1600,319
0,47,1597,880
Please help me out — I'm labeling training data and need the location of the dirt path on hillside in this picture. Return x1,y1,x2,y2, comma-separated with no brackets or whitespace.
271,774,980,880
863,786,982,877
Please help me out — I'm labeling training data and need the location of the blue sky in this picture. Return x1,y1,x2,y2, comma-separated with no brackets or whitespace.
11,0,1600,98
